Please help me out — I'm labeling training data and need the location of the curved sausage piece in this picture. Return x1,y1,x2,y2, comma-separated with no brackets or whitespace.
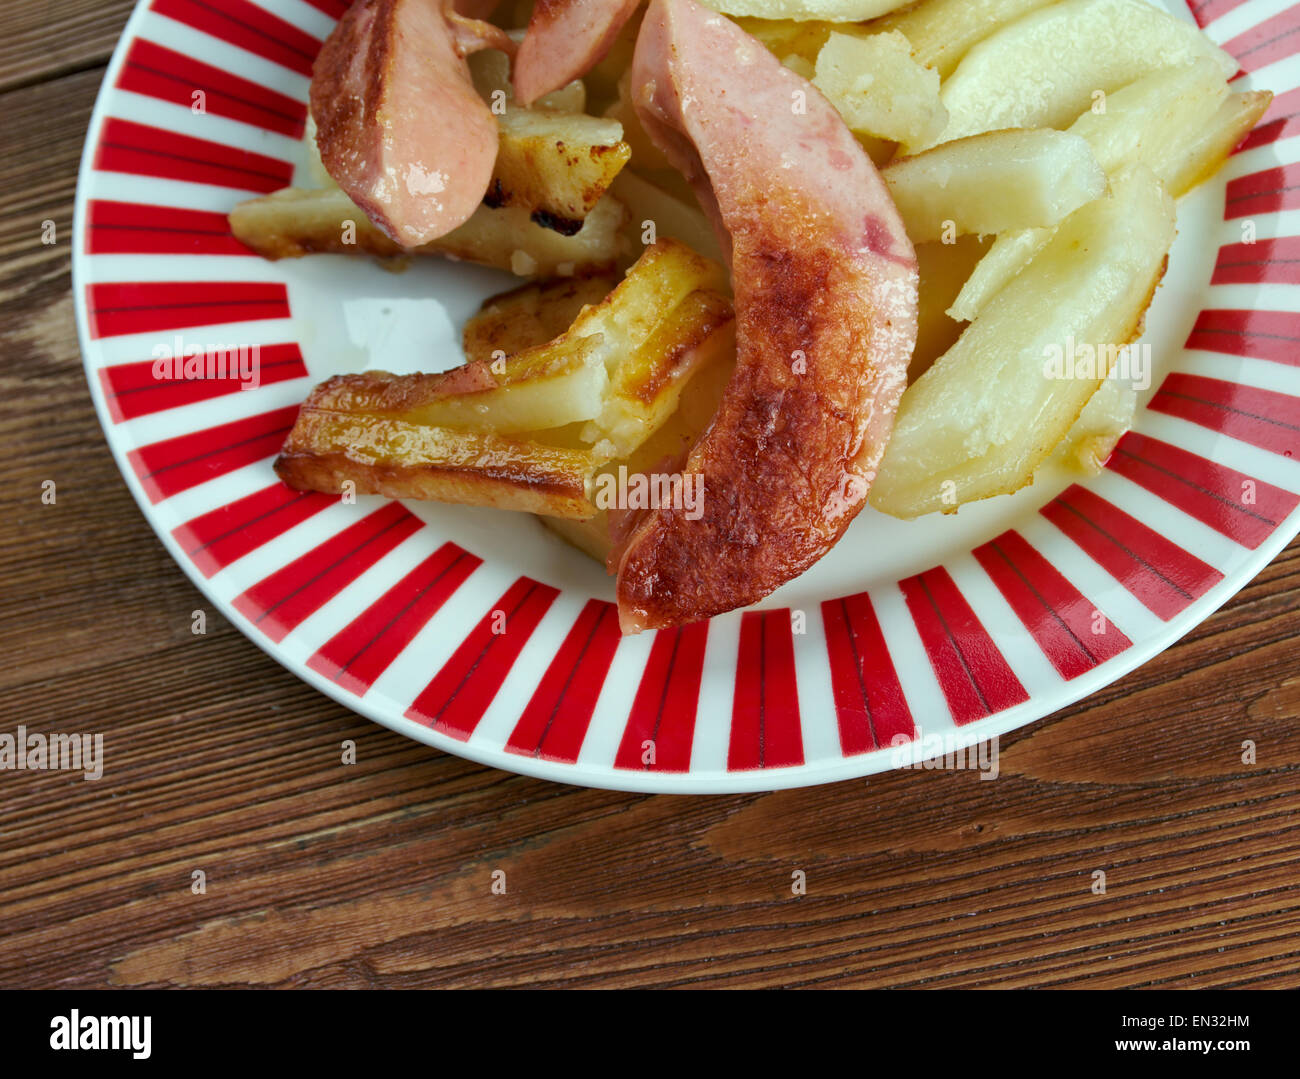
311,0,507,248
514,0,642,105
614,0,919,633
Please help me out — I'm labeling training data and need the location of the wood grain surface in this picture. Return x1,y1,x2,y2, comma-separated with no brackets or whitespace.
2,0,1299,991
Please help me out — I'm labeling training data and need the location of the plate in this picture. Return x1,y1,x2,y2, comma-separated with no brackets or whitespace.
73,0,1300,792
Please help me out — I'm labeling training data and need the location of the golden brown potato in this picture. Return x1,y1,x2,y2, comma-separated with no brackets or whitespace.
229,185,628,275
276,411,601,519
276,240,736,521
488,108,632,234
462,274,620,364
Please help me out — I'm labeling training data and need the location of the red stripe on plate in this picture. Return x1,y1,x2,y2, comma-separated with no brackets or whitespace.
303,0,349,17
150,0,321,77
614,622,709,772
1042,485,1224,620
98,342,305,422
505,601,622,763
974,531,1131,683
405,577,560,739
309,544,481,696
173,482,334,577
1225,164,1300,219
1186,0,1251,28
729,610,803,770
233,502,421,643
86,280,288,339
127,404,298,503
1211,237,1300,286
1109,432,1298,549
94,117,293,193
1239,85,1300,151
1221,8,1300,74
86,199,249,256
118,39,307,138
901,568,1029,726
822,591,914,755
1149,373,1300,458
1186,309,1300,366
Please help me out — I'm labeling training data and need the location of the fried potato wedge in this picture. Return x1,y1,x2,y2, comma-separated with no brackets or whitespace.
868,0,1058,78
229,185,627,275
276,240,735,520
277,412,599,518
541,330,739,563
814,30,947,147
463,274,620,364
488,108,632,234
585,288,737,458
912,0,1236,152
883,129,1106,243
609,170,725,265
1052,371,1138,474
948,66,1268,323
871,165,1177,519
702,0,913,18
1164,90,1273,199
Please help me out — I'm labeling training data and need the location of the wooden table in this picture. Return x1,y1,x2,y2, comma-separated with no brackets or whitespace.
3,0,1299,991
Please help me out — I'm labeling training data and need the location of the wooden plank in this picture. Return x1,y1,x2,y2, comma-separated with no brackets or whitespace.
0,0,135,93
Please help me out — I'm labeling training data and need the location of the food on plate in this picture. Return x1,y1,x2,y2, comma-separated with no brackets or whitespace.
614,0,917,632
867,0,1058,79
701,1,913,19
233,0,1272,631
869,166,1176,519
229,184,627,274
274,239,734,520
488,108,631,233
881,128,1106,243
949,61,1269,322
908,0,1237,152
813,30,947,147
310,0,511,247
514,0,643,105
461,273,620,363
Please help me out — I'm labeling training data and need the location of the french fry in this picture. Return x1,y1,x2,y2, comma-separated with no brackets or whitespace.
229,185,628,275
871,165,1177,518
949,64,1268,323
1163,90,1274,199
882,129,1106,243
702,1,914,18
814,30,948,147
911,0,1236,152
868,0,1059,78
